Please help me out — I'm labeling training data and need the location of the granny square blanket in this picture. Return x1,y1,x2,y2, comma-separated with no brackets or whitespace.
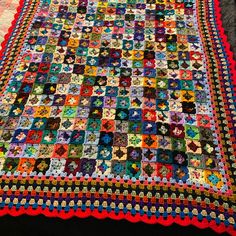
0,0,235,234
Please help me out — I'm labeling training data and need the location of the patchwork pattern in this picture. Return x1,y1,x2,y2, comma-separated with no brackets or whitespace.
0,0,236,234
0,0,226,190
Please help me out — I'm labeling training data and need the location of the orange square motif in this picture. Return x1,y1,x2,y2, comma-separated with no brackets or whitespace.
142,135,158,149
53,144,69,158
17,158,36,174
101,119,116,132
65,95,80,106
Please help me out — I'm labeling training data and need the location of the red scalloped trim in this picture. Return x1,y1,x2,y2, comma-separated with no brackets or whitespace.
0,0,235,235
0,206,234,235
0,0,25,60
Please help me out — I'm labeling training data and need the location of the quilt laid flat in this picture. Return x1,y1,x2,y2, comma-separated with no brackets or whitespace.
0,0,235,234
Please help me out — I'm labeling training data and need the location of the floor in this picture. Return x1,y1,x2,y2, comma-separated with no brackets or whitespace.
221,0,236,58
0,0,19,47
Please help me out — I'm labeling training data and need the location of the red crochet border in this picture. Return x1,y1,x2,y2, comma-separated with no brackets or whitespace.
0,0,235,235
0,206,235,235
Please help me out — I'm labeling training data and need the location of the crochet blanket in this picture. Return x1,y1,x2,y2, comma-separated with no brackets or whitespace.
0,0,235,234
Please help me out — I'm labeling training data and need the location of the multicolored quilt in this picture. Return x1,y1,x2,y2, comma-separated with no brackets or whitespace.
0,0,235,234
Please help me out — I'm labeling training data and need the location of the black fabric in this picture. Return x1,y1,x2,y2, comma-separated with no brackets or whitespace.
0,215,230,236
